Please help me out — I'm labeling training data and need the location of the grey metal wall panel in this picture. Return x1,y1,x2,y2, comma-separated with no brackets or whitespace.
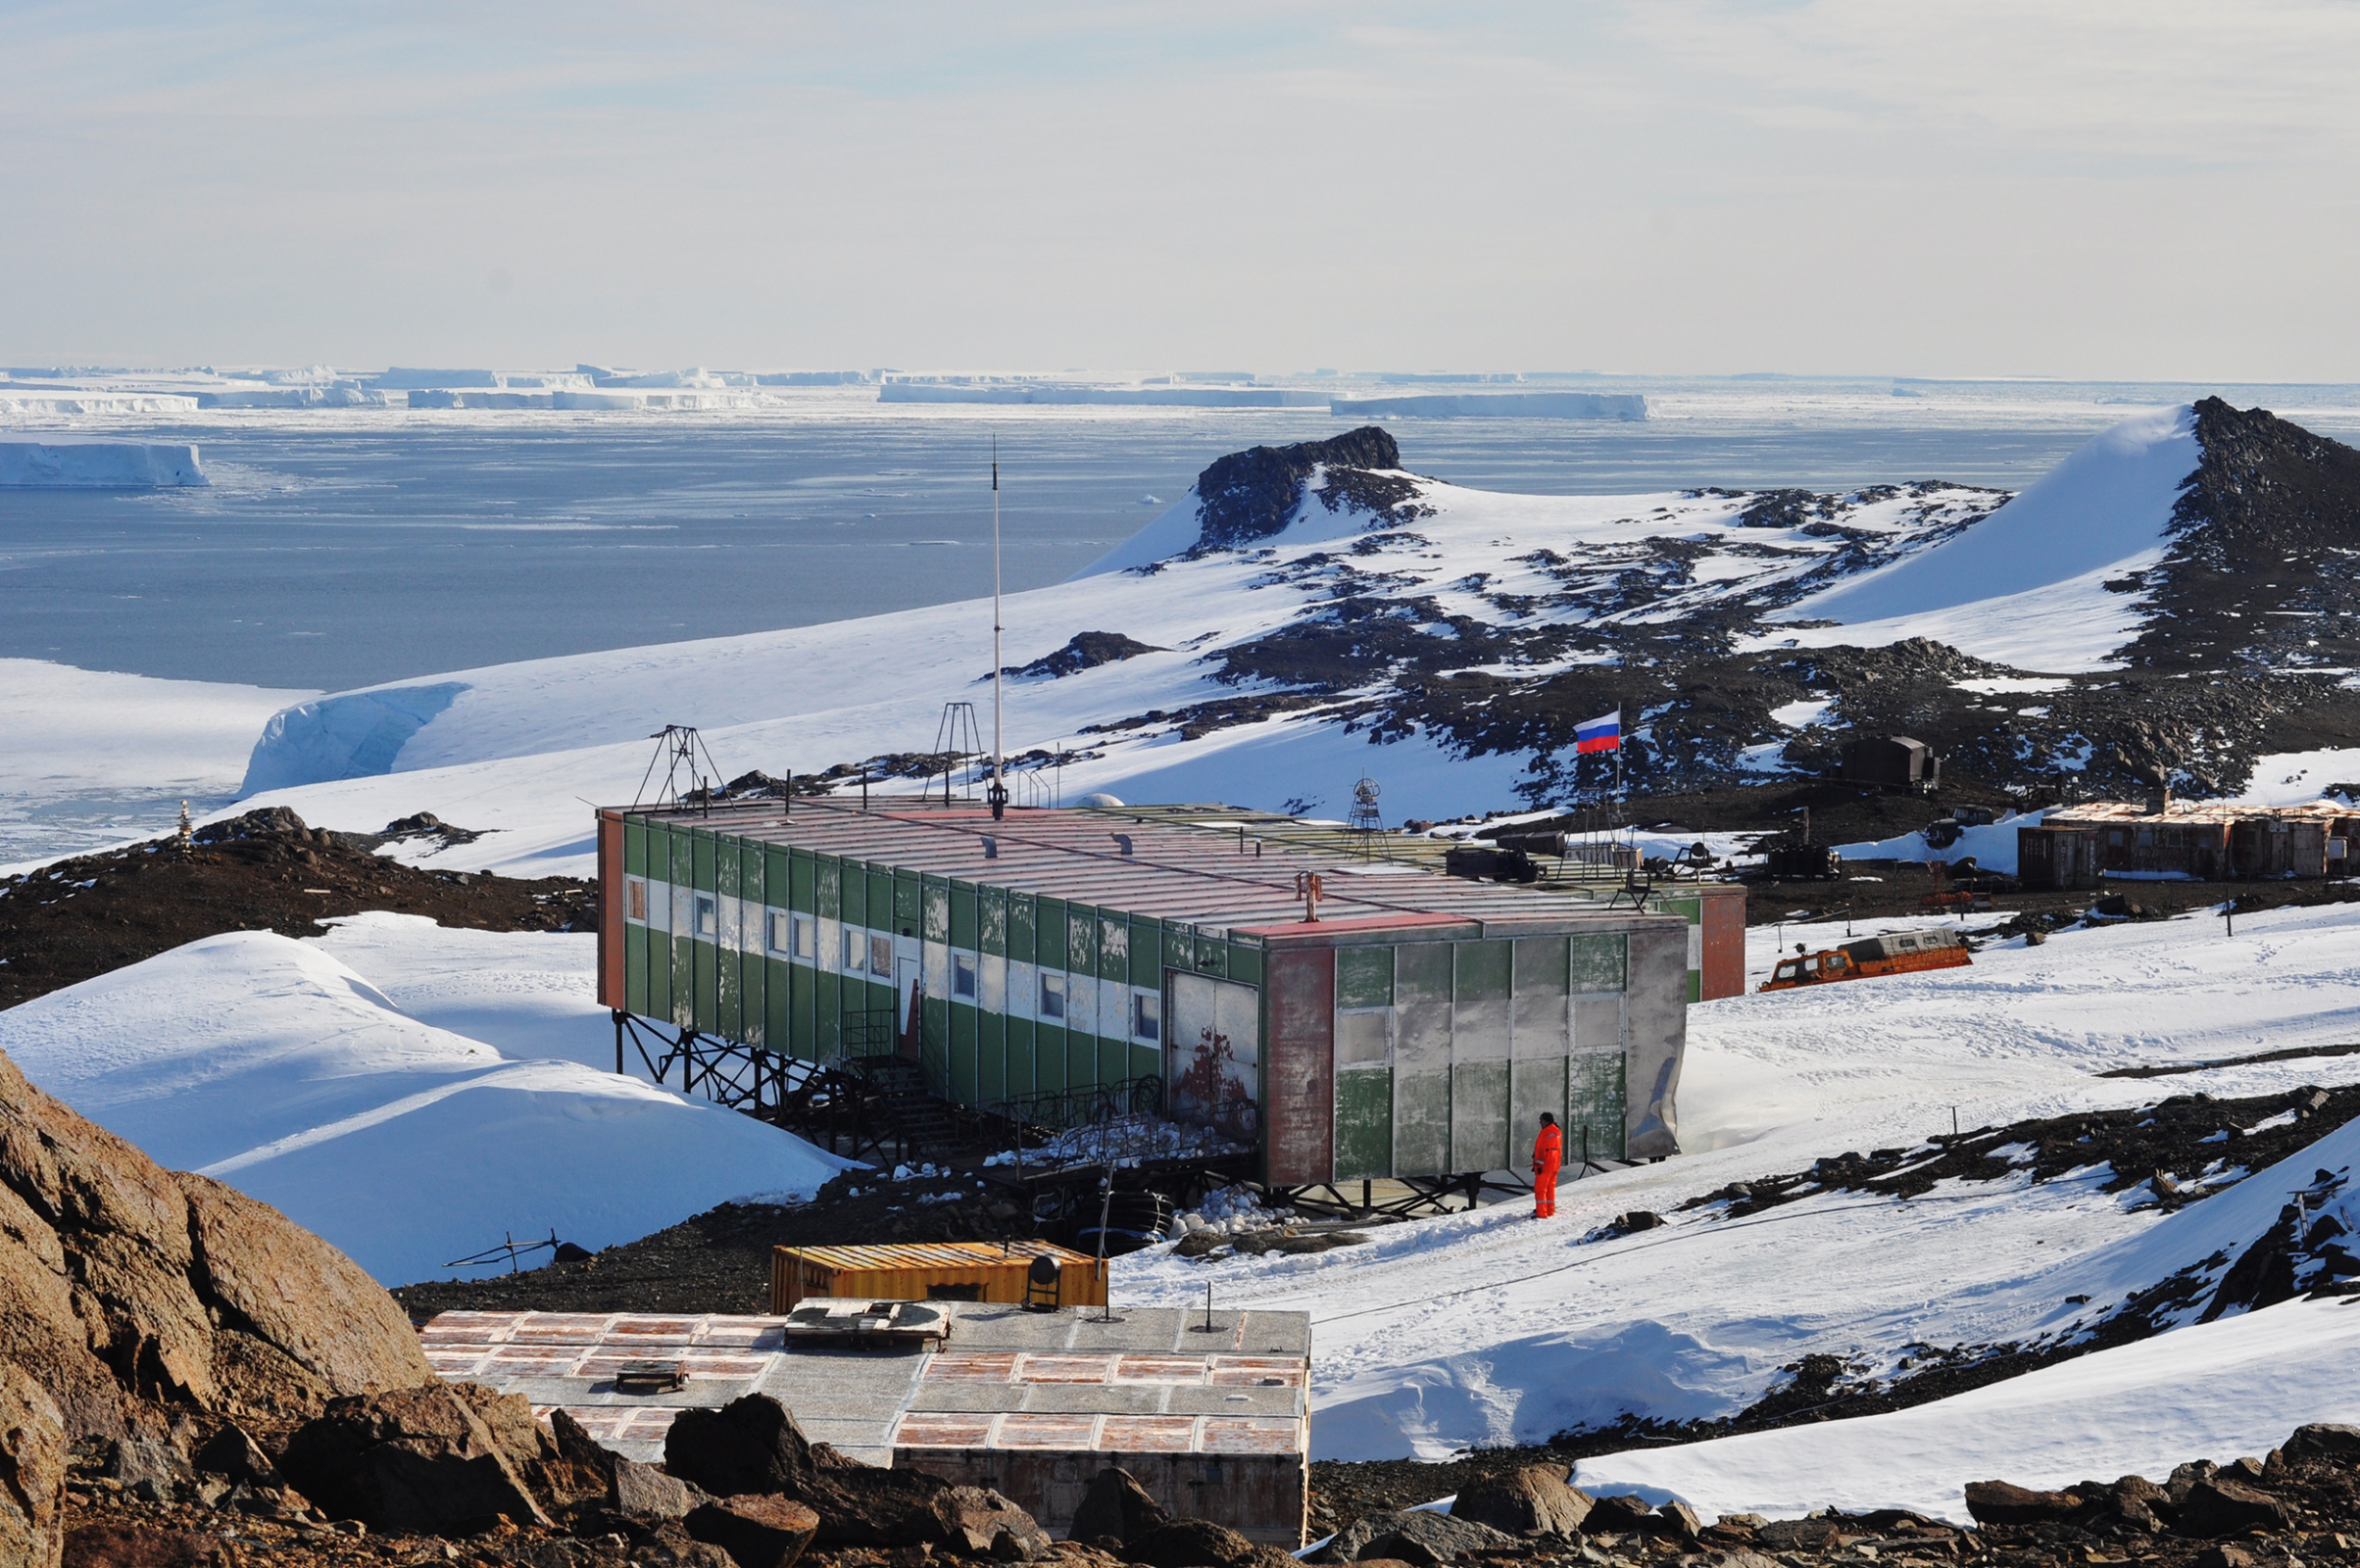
1390,942,1453,1177
1623,921,1689,1158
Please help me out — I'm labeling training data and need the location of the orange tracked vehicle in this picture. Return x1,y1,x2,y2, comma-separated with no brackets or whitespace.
1759,927,1972,991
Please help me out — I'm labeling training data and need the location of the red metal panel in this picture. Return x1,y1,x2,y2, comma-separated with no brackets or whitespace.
1699,885,1746,1002
597,809,625,1009
1262,948,1335,1186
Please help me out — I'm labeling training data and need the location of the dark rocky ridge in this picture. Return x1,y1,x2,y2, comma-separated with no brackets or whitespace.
1159,406,2360,804
1000,631,1167,681
2127,397,2360,674
1191,427,1405,551
0,809,595,1013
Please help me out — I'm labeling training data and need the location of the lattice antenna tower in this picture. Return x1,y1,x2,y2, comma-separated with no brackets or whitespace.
634,724,727,812
1347,775,1384,859
933,702,985,805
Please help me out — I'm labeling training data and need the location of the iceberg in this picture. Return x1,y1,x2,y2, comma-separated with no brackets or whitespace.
0,440,208,487
1328,391,1649,418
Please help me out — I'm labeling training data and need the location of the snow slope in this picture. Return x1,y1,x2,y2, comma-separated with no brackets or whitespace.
1574,1296,2360,1524
305,912,619,1074
1779,404,2195,670
0,932,852,1284
221,469,2003,871
1110,900,2360,1463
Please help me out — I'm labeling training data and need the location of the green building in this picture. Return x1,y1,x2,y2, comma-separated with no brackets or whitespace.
596,798,1692,1185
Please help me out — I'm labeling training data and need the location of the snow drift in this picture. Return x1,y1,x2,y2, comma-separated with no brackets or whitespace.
0,439,206,487
1574,1296,2360,1524
1779,404,2195,668
0,931,852,1284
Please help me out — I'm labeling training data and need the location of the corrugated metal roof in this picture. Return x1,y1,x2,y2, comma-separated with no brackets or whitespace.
781,1241,1091,1272
2043,801,2360,827
621,796,1674,936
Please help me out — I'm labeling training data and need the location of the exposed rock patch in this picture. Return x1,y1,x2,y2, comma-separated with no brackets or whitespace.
0,1050,434,1443
1193,428,1405,552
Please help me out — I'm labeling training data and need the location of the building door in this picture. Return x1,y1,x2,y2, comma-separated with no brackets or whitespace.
897,956,921,1058
1167,972,1260,1133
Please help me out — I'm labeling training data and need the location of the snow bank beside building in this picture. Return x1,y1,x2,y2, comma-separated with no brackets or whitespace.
0,439,207,486
0,931,852,1284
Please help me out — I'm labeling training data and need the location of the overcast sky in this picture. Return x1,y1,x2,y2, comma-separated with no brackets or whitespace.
5,1,2356,380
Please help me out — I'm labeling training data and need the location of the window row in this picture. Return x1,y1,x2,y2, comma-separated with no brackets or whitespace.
626,881,1160,1043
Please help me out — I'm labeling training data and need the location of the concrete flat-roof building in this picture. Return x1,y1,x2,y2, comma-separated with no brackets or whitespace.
594,797,1693,1184
422,1303,1311,1545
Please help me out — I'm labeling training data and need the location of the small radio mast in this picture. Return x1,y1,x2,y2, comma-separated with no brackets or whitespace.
988,435,1008,820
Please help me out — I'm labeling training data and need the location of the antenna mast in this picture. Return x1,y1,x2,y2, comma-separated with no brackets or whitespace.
988,435,1008,820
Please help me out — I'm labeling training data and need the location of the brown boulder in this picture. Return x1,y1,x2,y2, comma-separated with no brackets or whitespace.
188,1426,274,1487
935,1487,1049,1559
1310,1509,1514,1565
664,1396,818,1498
1124,1518,1297,1568
1963,1480,2084,1526
685,1495,819,1568
278,1382,552,1534
0,1365,66,1568
2176,1479,2289,1538
2282,1423,2360,1464
0,1050,432,1440
58,1526,224,1568
1585,1494,1655,1533
1069,1467,1170,1546
662,1396,957,1546
1447,1465,1591,1537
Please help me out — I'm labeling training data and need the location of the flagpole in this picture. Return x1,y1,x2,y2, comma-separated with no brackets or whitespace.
989,436,1008,821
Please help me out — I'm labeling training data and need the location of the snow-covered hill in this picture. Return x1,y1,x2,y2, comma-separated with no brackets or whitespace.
0,926,850,1284
214,403,2360,867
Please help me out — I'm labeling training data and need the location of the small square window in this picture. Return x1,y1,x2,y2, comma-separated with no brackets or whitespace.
1039,972,1066,1020
695,895,717,936
1131,993,1159,1043
626,879,648,921
953,953,977,1000
843,927,862,971
791,913,814,960
870,934,894,977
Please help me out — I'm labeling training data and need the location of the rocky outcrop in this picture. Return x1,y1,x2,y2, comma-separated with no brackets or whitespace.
1963,1480,2086,1526
1125,1517,1300,1568
1309,1507,1517,1564
275,1384,551,1535
681,1494,817,1568
0,1050,433,1442
0,1366,65,1568
1448,1465,1592,1537
1193,428,1402,552
1068,1466,1169,1545
1002,633,1167,682
664,1396,1041,1550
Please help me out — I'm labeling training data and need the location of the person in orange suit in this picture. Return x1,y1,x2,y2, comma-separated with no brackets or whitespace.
1532,1112,1562,1218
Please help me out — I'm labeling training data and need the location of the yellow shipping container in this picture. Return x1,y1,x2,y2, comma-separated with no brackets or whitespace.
771,1241,1107,1312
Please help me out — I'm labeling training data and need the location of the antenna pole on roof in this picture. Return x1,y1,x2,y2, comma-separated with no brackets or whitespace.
988,435,1009,822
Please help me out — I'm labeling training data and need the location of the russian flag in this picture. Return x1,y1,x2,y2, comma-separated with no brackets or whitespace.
1575,710,1620,754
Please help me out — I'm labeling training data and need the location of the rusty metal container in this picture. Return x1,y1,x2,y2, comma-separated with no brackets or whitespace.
769,1241,1106,1312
